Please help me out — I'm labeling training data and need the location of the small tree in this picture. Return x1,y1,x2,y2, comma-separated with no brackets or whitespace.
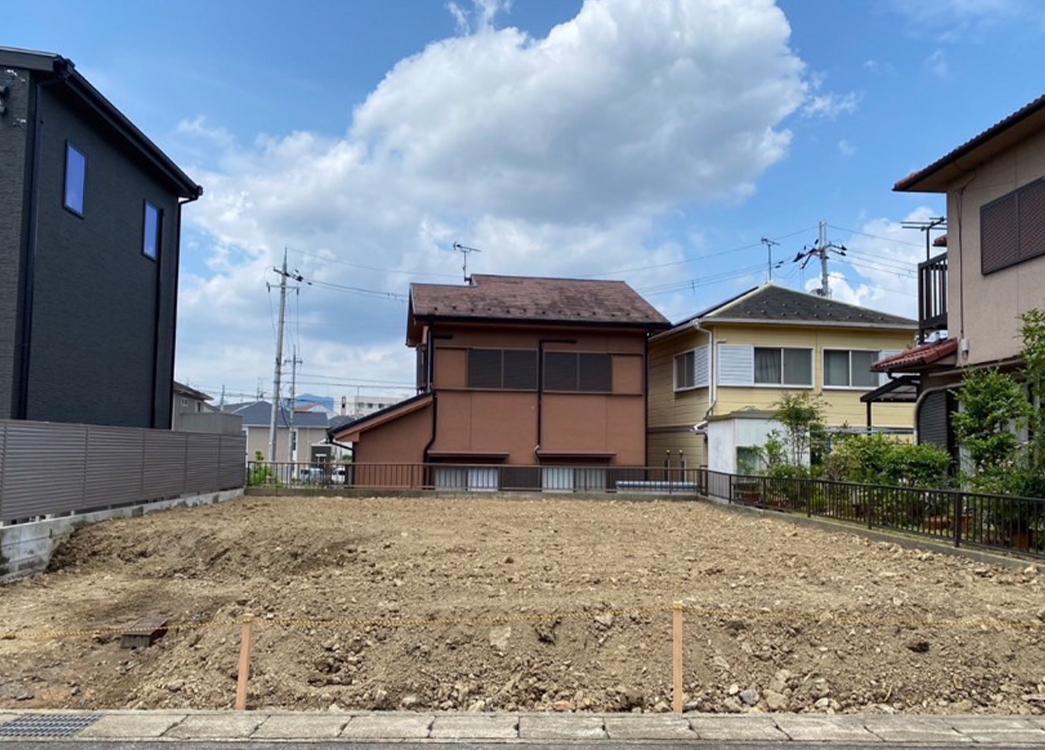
769,393,829,475
952,368,1030,494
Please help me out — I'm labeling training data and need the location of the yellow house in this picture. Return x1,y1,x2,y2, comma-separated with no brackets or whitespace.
648,284,918,473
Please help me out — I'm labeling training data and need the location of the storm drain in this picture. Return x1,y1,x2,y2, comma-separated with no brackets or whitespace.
0,714,102,737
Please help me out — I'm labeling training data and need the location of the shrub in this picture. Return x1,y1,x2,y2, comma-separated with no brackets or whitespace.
823,434,950,488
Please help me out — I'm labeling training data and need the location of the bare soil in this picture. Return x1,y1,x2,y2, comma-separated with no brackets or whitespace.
2,494,1045,715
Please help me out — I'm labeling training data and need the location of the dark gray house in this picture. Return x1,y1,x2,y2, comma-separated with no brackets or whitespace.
0,47,202,428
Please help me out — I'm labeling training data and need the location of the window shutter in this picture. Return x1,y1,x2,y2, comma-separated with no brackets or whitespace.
503,350,538,390
693,346,710,388
918,390,950,450
468,349,502,389
878,350,901,386
544,352,578,391
981,193,1019,274
717,345,753,386
579,353,612,392
1018,178,1045,263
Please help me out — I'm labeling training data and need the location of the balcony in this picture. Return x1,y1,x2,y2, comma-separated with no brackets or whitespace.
918,252,948,341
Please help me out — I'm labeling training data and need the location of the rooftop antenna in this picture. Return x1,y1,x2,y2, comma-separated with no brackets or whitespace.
452,242,481,284
760,237,779,283
901,216,947,261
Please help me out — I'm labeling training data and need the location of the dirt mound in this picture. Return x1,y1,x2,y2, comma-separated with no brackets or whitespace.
3,495,1045,714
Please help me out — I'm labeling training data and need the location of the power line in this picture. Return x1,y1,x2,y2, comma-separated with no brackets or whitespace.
827,224,924,248
288,246,459,279
576,225,819,279
301,276,408,301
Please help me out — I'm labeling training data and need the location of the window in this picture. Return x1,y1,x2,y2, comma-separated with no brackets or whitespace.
544,352,612,392
981,178,1045,274
540,467,607,493
143,202,161,260
467,349,538,390
824,349,879,389
179,397,188,407
753,347,813,386
673,346,709,391
64,142,86,215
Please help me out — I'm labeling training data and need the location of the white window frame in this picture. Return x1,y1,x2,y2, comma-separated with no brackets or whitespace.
673,346,709,392
718,345,814,389
823,348,882,391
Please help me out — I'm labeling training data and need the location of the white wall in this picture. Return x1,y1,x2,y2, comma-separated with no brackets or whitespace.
707,417,779,474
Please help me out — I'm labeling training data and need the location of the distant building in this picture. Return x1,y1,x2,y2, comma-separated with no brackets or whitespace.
338,394,401,419
225,400,330,463
171,381,213,430
0,47,202,427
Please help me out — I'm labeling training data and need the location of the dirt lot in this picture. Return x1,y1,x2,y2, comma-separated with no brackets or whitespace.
2,494,1045,714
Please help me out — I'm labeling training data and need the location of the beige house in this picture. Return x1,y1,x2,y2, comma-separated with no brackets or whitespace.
171,381,213,431
226,401,331,463
875,92,1045,453
649,284,917,473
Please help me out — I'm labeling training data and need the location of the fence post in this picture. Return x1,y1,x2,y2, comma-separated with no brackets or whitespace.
868,487,874,530
953,492,962,549
235,618,253,710
672,602,684,714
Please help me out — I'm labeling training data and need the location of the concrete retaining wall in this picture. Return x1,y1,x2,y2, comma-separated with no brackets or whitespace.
0,488,243,583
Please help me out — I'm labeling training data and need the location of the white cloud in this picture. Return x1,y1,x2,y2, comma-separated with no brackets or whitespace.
802,91,861,119
837,139,856,156
926,49,949,79
889,0,1041,39
173,0,819,396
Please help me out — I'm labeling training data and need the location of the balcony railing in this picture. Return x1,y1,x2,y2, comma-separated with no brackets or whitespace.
918,252,948,340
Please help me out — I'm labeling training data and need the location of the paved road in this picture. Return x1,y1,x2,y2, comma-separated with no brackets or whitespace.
5,744,1027,750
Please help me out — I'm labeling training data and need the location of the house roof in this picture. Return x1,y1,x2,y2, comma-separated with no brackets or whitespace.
0,46,202,199
328,393,433,442
225,401,329,428
871,338,958,373
895,92,1045,193
656,284,916,339
172,381,211,401
407,274,669,344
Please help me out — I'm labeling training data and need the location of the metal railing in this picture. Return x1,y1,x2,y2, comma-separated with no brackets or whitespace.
705,470,1045,559
246,461,704,495
918,252,948,340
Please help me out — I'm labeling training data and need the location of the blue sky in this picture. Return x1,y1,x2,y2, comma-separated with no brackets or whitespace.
7,0,1045,402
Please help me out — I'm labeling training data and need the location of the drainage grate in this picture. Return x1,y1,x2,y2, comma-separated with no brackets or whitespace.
0,714,102,737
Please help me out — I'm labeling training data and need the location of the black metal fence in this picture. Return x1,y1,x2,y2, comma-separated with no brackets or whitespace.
245,461,1045,559
705,470,1045,559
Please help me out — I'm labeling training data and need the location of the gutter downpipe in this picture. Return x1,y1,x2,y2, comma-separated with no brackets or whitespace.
534,338,577,460
15,68,67,420
422,329,452,484
159,192,201,428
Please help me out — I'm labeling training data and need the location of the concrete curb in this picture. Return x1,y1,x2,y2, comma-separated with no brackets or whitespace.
1,710,1044,743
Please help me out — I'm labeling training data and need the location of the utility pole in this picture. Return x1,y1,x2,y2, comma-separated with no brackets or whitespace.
818,221,830,297
219,385,225,411
287,345,303,463
267,249,302,463
760,237,779,283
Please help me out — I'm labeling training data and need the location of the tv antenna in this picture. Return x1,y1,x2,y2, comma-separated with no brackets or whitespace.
452,242,481,283
901,216,946,261
760,237,780,282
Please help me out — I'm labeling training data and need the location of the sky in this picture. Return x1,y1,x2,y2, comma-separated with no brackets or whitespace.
7,0,1045,404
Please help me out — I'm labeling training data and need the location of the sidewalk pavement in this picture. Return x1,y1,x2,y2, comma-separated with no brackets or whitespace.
2,709,1045,743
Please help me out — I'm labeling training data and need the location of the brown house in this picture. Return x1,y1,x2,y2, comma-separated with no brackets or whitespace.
329,274,670,490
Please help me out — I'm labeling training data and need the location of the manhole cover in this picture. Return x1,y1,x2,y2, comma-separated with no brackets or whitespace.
0,714,102,737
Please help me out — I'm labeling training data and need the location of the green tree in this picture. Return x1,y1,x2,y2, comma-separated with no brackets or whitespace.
768,393,829,476
952,367,1029,493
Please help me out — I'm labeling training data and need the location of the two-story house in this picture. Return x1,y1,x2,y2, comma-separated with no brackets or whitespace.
328,274,670,490
0,47,201,428
649,284,917,474
874,93,1045,454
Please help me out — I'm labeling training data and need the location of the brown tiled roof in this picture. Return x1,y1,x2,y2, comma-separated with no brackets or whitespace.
409,275,670,328
895,92,1045,193
871,338,958,372
933,234,948,248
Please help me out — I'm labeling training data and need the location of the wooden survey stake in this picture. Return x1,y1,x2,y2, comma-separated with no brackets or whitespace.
235,619,253,711
672,602,684,714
